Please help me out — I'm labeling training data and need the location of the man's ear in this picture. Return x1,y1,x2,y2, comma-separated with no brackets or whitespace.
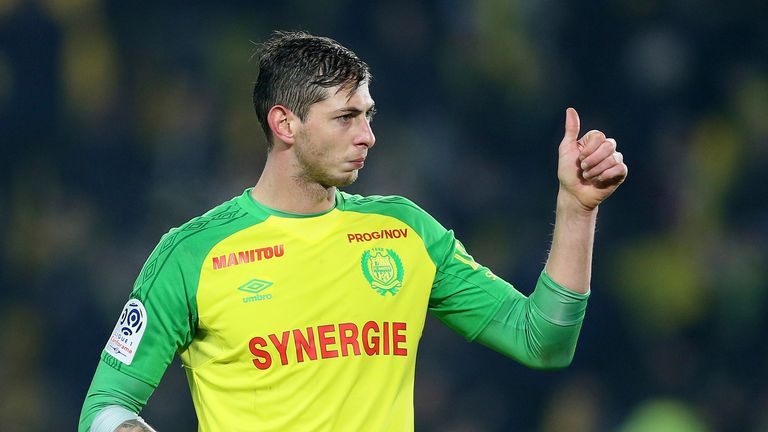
267,105,296,144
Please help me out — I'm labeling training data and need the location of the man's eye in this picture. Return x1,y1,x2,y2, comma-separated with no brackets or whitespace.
338,114,353,123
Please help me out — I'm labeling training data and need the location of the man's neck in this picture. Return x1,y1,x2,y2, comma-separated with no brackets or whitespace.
250,161,337,214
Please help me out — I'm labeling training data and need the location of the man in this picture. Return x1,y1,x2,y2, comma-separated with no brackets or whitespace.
79,31,627,432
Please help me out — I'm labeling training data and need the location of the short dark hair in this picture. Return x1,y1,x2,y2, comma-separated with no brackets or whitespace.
252,31,372,147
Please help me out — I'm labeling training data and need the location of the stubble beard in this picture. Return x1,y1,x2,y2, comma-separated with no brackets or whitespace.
294,133,358,189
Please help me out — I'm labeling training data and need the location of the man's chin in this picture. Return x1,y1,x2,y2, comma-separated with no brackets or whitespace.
336,174,358,188
321,172,358,188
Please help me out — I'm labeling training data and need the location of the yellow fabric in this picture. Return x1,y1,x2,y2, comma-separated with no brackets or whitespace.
179,209,435,431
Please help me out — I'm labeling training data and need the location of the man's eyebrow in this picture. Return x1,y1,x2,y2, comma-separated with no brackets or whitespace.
334,107,363,114
333,104,376,114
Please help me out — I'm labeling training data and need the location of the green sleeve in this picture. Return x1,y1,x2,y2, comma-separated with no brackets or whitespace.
104,233,199,386
428,230,516,340
427,227,589,368
336,192,589,367
474,271,589,369
79,230,200,431
78,361,155,432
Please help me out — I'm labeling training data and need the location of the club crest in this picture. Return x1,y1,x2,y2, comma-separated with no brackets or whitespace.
360,248,404,296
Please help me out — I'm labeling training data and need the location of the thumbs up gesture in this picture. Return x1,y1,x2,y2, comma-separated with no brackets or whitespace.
557,108,628,211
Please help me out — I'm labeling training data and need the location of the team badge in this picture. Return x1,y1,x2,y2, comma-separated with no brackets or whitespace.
104,299,147,365
361,248,404,296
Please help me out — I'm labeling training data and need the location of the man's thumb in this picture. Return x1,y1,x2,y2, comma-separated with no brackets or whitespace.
563,107,580,142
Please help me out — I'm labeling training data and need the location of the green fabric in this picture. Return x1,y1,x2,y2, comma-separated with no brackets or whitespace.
78,361,154,432
338,192,590,366
80,194,264,431
475,271,589,369
80,189,591,431
237,187,338,218
337,192,449,266
338,192,517,340
103,197,258,385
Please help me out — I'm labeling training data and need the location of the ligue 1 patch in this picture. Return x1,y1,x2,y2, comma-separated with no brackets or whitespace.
104,299,147,365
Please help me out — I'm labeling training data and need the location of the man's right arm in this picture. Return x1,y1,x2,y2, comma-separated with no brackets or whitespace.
89,406,156,432
81,230,200,432
79,360,156,432
114,420,157,432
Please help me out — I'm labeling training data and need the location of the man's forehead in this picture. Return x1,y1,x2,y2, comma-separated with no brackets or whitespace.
322,82,374,109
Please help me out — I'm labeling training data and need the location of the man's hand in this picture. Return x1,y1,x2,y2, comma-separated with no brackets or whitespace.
114,419,157,432
557,107,628,211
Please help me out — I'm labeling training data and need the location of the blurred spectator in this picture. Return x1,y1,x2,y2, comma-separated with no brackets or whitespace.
1,0,766,430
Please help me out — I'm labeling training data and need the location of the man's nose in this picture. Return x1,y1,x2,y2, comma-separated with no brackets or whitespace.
356,118,375,148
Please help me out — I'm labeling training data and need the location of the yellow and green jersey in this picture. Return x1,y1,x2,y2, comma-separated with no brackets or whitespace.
80,188,589,432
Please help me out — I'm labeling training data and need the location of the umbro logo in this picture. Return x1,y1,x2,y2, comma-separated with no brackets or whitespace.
239,278,274,303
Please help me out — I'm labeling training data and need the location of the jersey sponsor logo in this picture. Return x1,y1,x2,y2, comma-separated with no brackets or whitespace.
212,243,285,270
248,321,407,370
238,278,274,303
104,299,147,365
361,248,404,296
347,228,408,243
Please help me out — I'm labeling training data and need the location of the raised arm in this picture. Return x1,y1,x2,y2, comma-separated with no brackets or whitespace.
546,107,627,293
472,108,626,368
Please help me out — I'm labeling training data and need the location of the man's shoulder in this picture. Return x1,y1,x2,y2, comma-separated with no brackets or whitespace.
152,191,256,257
169,194,247,234
338,191,423,214
337,191,445,230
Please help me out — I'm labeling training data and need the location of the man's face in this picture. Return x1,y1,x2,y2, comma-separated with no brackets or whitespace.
292,82,376,188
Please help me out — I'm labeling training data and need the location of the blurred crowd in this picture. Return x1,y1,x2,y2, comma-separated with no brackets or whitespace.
1,0,767,431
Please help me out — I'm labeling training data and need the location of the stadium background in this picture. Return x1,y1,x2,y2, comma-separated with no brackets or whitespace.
1,1,767,430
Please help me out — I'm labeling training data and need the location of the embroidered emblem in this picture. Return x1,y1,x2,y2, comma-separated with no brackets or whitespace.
361,248,404,296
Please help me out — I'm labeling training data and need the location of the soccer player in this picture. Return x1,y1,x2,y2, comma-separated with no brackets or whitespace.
79,31,627,432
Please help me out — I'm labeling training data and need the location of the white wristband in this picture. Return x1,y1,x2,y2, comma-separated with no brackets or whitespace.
90,405,141,432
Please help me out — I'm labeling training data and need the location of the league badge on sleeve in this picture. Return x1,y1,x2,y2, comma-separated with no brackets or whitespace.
104,299,147,365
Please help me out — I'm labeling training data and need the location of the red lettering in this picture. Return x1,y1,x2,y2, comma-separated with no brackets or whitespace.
354,234,363,242
268,331,291,366
248,337,271,369
383,321,390,355
362,321,380,355
338,322,361,357
392,322,407,356
399,228,408,238
384,229,393,239
347,234,355,243
213,244,285,270
318,324,339,358
250,320,408,369
238,251,251,264
294,327,317,363
212,255,227,270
